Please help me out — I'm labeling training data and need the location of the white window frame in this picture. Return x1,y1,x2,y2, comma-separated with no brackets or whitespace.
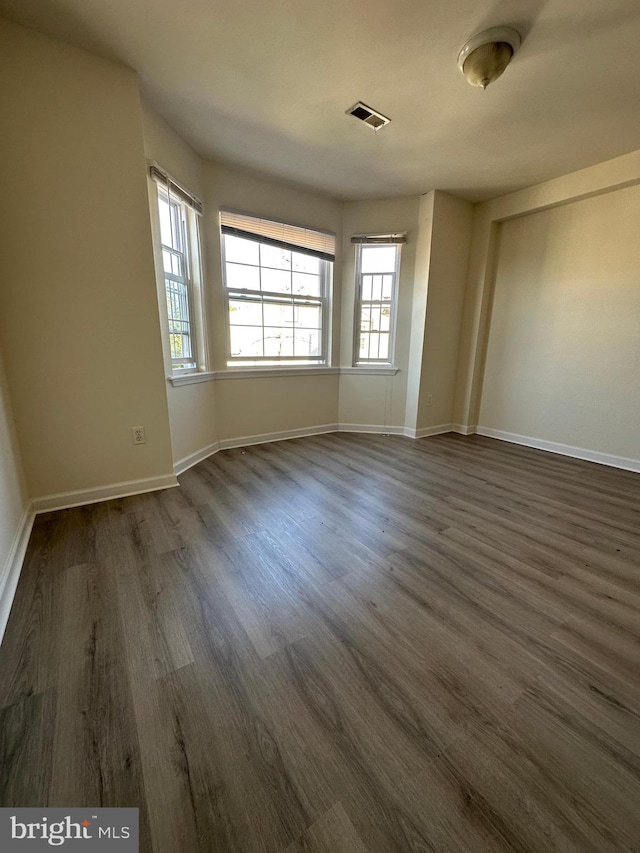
149,166,207,377
220,213,333,367
353,241,402,366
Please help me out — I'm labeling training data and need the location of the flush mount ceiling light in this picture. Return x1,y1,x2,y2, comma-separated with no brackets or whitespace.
457,26,521,89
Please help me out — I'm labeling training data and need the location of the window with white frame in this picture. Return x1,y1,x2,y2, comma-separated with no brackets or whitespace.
353,235,404,364
150,165,205,374
220,211,334,366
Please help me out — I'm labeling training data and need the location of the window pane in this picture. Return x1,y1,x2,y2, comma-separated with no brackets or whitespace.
225,235,259,265
263,302,294,328
166,280,189,323
170,333,185,359
292,252,320,274
295,304,321,329
292,272,321,297
159,197,183,252
359,334,369,360
382,274,393,300
226,262,260,291
369,332,380,359
361,245,397,274
372,275,382,302
360,307,372,332
230,325,264,358
264,329,294,356
378,333,389,361
163,249,184,277
228,299,263,326
361,275,373,301
381,306,391,331
261,267,291,294
294,329,321,357
158,197,172,247
261,244,291,270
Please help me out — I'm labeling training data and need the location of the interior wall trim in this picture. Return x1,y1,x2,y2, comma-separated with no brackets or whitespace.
173,441,221,475
0,505,35,645
337,423,407,437
413,424,455,439
476,426,640,473
174,422,461,475
219,423,340,452
31,474,179,514
451,423,478,436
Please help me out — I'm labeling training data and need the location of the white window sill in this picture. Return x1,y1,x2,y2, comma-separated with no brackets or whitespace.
216,366,341,380
168,371,217,386
168,365,399,386
169,366,340,385
341,366,399,375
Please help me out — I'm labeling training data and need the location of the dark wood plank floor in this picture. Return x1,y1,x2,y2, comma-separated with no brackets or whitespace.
1,432,639,852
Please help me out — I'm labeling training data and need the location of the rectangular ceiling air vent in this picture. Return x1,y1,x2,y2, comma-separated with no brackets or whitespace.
346,102,391,130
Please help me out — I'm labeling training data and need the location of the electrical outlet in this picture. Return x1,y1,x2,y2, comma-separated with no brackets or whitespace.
426,394,433,407
132,426,146,445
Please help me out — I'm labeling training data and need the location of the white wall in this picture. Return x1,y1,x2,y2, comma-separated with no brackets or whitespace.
0,348,31,640
405,191,474,434
416,192,473,430
405,193,435,433
479,186,640,462
0,20,174,501
455,148,640,467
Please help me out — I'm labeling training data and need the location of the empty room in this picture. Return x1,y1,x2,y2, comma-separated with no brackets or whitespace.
0,1,639,851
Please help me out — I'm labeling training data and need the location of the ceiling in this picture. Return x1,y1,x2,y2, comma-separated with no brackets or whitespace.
2,0,640,202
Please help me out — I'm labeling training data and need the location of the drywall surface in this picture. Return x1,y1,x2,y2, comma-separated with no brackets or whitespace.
142,102,205,199
0,20,173,498
165,379,220,467
479,184,640,461
404,192,434,432
214,373,340,441
340,196,420,428
0,347,30,615
416,192,473,430
454,148,640,429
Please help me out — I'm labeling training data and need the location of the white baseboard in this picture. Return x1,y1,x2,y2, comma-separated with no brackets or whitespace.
0,505,35,645
219,423,339,452
32,473,179,513
174,441,221,476
476,426,640,473
452,423,478,436
174,422,470,476
412,423,455,439
338,422,407,437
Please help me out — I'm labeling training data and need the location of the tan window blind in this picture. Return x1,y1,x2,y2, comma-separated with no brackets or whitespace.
220,210,335,261
149,163,203,215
